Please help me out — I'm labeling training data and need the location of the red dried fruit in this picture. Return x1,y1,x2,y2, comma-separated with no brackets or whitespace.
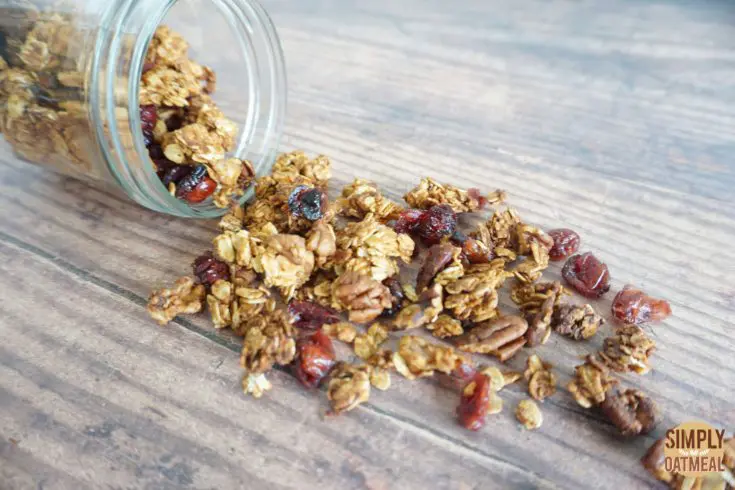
393,209,424,234
293,330,336,388
165,113,184,132
288,185,327,221
611,285,671,324
437,361,478,391
288,301,341,330
148,143,165,161
161,164,193,188
176,165,217,203
142,61,155,73
192,252,230,287
548,228,581,261
467,188,488,209
457,372,491,431
139,104,158,147
381,277,405,317
416,204,457,245
451,230,493,264
562,252,611,298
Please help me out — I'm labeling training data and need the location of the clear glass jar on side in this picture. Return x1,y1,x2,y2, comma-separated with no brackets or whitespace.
0,0,286,218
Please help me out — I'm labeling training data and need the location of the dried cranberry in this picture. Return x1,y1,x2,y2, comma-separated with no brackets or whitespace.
34,87,60,110
416,205,457,245
451,230,493,264
288,301,340,330
562,252,611,298
175,165,217,203
437,361,477,391
161,164,193,188
293,330,336,388
381,277,405,317
611,285,671,324
192,252,230,287
467,188,487,209
393,209,424,234
140,104,158,147
288,185,327,221
457,372,491,431
148,144,164,160
548,228,581,261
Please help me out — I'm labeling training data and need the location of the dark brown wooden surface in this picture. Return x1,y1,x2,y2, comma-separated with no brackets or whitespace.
1,0,734,488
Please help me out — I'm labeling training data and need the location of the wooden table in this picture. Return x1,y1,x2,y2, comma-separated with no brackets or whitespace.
2,1,733,488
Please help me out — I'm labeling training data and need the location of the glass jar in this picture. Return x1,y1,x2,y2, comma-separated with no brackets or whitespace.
0,0,286,218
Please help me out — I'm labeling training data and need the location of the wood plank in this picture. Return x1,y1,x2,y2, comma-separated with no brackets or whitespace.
0,239,556,489
1,0,734,488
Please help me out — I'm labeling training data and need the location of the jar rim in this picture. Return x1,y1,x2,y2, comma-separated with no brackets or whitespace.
93,0,286,218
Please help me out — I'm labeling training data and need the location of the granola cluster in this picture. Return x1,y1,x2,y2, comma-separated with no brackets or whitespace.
0,8,95,175
141,26,255,207
146,147,684,478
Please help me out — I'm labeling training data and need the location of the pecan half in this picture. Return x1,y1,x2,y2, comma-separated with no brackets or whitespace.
599,389,658,437
332,271,392,323
454,315,528,362
552,303,604,340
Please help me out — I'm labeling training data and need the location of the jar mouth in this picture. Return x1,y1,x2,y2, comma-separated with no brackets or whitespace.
96,0,286,218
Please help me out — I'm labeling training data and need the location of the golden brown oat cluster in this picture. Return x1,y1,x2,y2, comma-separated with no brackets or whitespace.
0,9,94,174
141,27,254,207
147,149,678,460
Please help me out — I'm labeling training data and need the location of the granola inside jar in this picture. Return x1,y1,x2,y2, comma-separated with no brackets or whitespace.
0,0,286,217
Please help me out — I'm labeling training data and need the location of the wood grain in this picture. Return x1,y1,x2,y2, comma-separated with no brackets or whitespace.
1,0,734,488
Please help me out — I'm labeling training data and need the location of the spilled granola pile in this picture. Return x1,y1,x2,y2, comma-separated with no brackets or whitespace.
146,150,729,488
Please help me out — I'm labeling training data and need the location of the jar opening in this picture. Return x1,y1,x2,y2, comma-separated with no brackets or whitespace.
96,0,286,218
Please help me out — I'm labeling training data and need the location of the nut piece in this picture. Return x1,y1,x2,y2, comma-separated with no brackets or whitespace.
567,355,619,408
147,276,205,325
332,271,392,323
240,310,296,375
327,362,371,415
305,221,337,267
552,303,604,340
598,324,656,375
515,399,543,430
511,281,566,346
393,335,465,380
454,316,528,362
416,243,463,292
599,389,658,437
427,314,464,339
524,354,557,402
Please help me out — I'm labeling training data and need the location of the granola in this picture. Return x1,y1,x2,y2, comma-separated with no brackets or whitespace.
331,213,414,282
426,314,464,339
552,303,604,340
327,362,371,414
516,399,543,430
393,335,465,380
255,234,315,299
598,324,656,375
354,323,390,360
147,276,206,325
443,260,511,322
524,354,557,402
322,321,358,343
404,177,489,212
416,243,463,292
336,178,403,221
567,355,618,408
240,309,296,376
